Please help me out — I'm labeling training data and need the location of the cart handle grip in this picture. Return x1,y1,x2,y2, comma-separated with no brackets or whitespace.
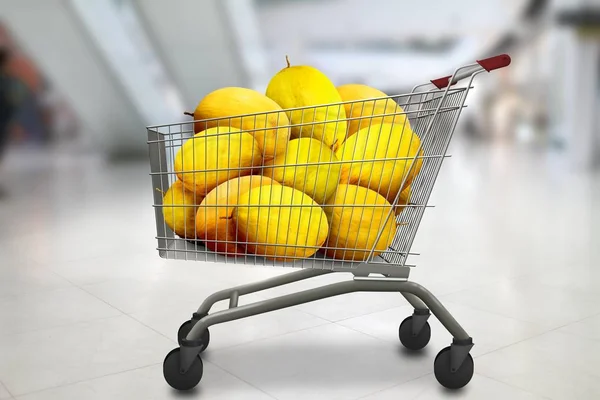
430,54,511,89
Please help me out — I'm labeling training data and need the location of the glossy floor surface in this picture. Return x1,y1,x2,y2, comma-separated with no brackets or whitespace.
0,137,598,399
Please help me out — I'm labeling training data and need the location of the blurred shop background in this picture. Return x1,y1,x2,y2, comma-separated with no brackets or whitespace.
0,0,598,165
0,0,597,235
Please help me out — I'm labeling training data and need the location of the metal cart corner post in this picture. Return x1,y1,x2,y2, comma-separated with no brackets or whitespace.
147,54,511,392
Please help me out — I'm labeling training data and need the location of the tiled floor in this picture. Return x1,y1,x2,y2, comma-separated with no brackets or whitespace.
0,138,597,399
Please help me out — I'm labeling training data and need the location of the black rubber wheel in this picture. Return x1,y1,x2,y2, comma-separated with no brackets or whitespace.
177,320,210,352
434,346,474,389
163,348,203,391
398,316,431,350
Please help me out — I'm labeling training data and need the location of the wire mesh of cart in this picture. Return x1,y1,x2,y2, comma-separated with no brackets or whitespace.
147,54,511,391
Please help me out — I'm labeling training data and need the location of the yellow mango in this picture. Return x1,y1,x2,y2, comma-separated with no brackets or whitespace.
262,138,341,204
233,184,329,261
188,87,290,161
337,84,409,140
336,123,423,205
174,126,262,196
162,181,203,239
266,57,347,151
323,184,397,261
196,176,279,255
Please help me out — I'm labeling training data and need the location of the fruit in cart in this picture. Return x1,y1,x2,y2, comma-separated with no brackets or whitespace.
186,87,291,161
322,184,396,261
265,56,347,151
395,185,412,215
196,175,280,255
174,126,263,196
233,184,329,261
162,181,203,239
262,138,341,204
337,84,409,140
335,122,423,205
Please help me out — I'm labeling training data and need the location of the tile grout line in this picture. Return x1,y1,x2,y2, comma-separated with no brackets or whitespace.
0,314,122,341
354,373,433,400
202,360,279,400
7,363,164,398
474,371,554,400
0,379,14,400
44,270,184,346
206,320,334,355
473,309,600,360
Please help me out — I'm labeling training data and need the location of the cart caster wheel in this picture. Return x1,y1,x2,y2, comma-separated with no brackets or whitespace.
434,347,474,389
163,348,203,391
177,320,210,351
399,316,431,350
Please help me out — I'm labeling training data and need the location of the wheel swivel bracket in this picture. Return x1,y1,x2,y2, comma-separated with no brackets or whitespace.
179,345,202,374
411,309,431,336
450,337,474,372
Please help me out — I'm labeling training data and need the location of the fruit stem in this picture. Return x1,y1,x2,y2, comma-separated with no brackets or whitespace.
155,188,165,195
285,55,290,68
183,111,194,117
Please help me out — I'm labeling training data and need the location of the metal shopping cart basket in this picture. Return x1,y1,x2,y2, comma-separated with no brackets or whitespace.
147,54,511,391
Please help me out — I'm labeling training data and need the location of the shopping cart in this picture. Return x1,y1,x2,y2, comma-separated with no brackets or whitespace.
147,54,511,392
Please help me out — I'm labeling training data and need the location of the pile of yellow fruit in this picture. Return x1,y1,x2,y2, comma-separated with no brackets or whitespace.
161,57,423,262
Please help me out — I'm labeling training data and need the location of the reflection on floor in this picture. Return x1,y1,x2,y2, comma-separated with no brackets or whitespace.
0,138,598,399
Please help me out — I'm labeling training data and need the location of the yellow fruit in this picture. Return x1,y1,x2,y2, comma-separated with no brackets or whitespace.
189,87,291,161
265,57,347,151
196,176,279,255
233,184,329,261
262,138,341,204
162,181,203,239
323,184,396,261
174,127,262,196
337,84,409,140
336,123,423,205
395,185,412,215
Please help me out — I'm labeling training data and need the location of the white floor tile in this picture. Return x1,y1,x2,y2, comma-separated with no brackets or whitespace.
295,291,408,322
0,236,39,269
0,139,598,398
0,382,11,399
361,373,545,400
45,252,170,286
0,315,174,396
161,262,290,286
208,323,432,400
14,363,274,400
440,278,600,330
252,273,406,321
80,276,233,315
337,302,546,357
476,331,600,399
517,267,600,301
557,313,600,342
132,304,329,351
407,264,525,297
0,287,121,336
0,261,71,298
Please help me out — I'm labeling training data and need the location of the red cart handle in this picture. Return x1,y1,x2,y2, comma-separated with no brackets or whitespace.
431,54,511,89
477,54,512,71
